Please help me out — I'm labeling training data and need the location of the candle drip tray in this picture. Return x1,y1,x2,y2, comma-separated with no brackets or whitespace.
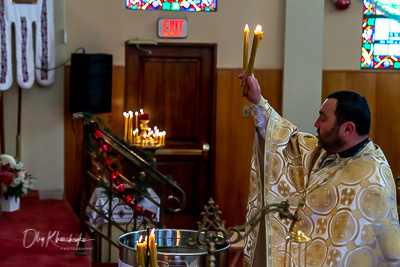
132,143,165,150
119,229,230,267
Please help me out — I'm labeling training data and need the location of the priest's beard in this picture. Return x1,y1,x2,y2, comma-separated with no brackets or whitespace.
317,124,345,154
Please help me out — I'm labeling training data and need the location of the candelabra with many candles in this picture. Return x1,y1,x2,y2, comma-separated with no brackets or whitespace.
123,109,166,149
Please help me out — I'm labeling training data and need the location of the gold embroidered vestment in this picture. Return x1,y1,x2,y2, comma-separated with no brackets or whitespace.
244,98,400,267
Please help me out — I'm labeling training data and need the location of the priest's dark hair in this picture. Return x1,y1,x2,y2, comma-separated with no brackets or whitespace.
327,90,371,136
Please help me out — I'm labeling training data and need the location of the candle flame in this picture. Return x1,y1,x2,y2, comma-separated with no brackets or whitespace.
151,228,155,236
255,24,263,34
135,111,139,116
140,108,144,114
244,24,249,32
138,235,143,243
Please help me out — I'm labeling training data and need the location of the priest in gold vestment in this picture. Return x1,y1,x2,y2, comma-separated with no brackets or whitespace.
240,73,400,267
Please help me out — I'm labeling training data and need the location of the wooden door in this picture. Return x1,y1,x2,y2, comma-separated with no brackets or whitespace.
125,43,217,229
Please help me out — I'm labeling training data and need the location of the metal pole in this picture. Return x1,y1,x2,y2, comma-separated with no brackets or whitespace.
0,91,5,154
16,86,22,159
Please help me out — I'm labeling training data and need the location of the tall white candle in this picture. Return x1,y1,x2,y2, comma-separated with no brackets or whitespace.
128,111,133,143
244,24,263,96
123,112,129,141
135,111,139,129
243,24,250,70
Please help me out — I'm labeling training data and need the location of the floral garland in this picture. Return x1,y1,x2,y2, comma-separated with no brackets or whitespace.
84,114,156,220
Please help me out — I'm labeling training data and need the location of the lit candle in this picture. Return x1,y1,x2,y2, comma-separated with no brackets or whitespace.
136,235,146,267
144,235,149,266
139,109,149,120
243,24,250,70
128,111,133,143
135,111,139,130
123,112,129,141
127,111,132,142
149,228,157,267
246,24,263,76
244,24,263,96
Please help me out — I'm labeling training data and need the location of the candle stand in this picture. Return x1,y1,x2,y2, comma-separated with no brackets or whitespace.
188,198,310,267
131,119,165,150
139,119,150,135
123,109,166,149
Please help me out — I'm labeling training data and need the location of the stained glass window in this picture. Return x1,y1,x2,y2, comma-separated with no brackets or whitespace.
126,0,216,12
361,0,400,69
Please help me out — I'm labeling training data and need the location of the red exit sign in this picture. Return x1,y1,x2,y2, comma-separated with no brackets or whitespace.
158,19,188,38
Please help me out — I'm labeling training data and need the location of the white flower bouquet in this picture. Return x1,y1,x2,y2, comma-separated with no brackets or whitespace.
0,154,36,200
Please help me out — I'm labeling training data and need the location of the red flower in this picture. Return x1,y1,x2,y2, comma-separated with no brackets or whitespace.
0,163,15,184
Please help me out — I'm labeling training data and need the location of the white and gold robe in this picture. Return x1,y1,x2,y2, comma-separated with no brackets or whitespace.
243,97,400,266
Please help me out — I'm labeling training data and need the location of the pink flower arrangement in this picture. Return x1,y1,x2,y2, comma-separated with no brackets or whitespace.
0,154,36,200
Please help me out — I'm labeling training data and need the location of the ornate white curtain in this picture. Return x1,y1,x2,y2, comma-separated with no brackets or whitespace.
0,0,55,90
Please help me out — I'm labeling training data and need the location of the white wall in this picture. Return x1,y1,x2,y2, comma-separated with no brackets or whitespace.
323,0,364,70
3,0,66,191
2,0,366,191
65,0,286,68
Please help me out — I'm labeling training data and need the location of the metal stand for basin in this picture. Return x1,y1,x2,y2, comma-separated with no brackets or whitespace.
188,198,301,267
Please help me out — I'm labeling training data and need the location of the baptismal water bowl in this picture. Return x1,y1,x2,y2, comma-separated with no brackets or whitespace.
118,229,230,267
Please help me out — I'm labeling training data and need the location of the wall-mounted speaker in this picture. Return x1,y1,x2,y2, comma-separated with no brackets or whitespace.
69,53,113,114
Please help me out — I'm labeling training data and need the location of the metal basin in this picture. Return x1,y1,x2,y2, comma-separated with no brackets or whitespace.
118,229,230,267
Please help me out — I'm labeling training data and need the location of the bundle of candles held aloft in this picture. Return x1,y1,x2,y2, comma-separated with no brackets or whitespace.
122,109,166,147
136,228,157,267
242,24,263,96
